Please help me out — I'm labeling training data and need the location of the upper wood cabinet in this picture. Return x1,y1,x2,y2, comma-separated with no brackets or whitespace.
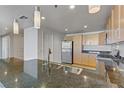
113,6,119,30
83,34,99,45
120,6,124,29
83,32,106,45
98,32,106,45
120,6,124,42
106,16,112,44
64,36,73,41
106,5,124,44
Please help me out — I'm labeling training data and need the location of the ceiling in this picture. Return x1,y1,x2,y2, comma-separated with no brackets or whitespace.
0,5,112,35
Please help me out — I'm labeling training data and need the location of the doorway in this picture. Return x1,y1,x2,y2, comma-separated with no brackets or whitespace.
2,35,10,59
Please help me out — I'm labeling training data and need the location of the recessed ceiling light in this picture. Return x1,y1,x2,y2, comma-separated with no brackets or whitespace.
84,25,88,28
65,28,68,31
69,5,75,10
41,16,45,20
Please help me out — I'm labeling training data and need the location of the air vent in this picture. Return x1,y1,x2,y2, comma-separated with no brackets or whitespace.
19,16,28,19
54,5,58,8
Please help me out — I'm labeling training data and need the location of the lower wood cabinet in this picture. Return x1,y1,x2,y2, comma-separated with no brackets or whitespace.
81,53,96,68
88,54,97,67
82,53,89,65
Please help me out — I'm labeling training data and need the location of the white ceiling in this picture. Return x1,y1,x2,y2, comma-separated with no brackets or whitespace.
0,5,112,35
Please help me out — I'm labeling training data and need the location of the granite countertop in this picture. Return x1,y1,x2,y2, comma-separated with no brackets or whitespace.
0,59,111,88
82,50,111,54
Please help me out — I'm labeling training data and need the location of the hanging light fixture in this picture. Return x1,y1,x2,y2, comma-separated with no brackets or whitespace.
88,5,101,14
13,19,19,34
34,6,41,29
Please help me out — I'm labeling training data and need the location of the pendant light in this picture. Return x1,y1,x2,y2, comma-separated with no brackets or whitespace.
13,19,19,34
88,5,101,14
34,6,41,29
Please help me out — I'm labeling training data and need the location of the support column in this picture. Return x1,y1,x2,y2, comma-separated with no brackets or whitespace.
0,37,2,59
24,27,38,79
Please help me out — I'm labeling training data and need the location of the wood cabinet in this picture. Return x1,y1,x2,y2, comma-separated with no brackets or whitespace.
64,36,73,41
64,35,96,68
81,53,96,68
88,54,97,67
106,5,124,44
120,5,124,42
73,35,83,65
81,53,89,65
98,32,106,45
64,35,82,65
83,32,106,45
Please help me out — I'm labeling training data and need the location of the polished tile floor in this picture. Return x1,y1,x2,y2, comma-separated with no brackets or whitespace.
0,59,121,88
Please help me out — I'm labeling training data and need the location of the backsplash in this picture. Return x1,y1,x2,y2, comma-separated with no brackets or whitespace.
83,45,112,52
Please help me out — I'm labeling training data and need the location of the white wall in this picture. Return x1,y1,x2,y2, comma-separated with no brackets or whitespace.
38,27,65,63
116,42,124,57
1,35,10,59
111,42,124,57
0,37,2,59
53,31,64,63
0,26,64,63
24,27,38,61
13,34,24,59
24,27,39,78
9,33,24,59
83,45,112,51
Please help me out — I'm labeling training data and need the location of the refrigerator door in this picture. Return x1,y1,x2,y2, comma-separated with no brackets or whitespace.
61,41,73,64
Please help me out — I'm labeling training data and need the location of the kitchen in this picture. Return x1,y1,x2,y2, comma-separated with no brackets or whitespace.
0,5,124,88
61,6,124,85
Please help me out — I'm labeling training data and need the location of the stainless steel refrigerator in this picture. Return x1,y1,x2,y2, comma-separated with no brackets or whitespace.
61,41,73,64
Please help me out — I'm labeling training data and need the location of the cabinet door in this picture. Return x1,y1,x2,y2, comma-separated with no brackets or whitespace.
88,54,96,67
111,8,114,43
64,36,73,41
113,6,119,30
73,35,82,65
99,32,106,45
113,6,120,42
81,53,89,66
83,34,99,45
120,5,124,41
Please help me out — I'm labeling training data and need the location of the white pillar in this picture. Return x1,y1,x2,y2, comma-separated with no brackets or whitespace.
24,27,38,79
0,37,2,59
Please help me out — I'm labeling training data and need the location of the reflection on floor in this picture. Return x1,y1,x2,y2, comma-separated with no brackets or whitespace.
0,59,122,88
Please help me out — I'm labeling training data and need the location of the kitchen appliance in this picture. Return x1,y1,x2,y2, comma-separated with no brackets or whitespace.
61,41,73,64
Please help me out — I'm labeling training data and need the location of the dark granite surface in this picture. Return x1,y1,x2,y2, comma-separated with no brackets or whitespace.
97,58,124,88
82,50,111,54
0,59,112,88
